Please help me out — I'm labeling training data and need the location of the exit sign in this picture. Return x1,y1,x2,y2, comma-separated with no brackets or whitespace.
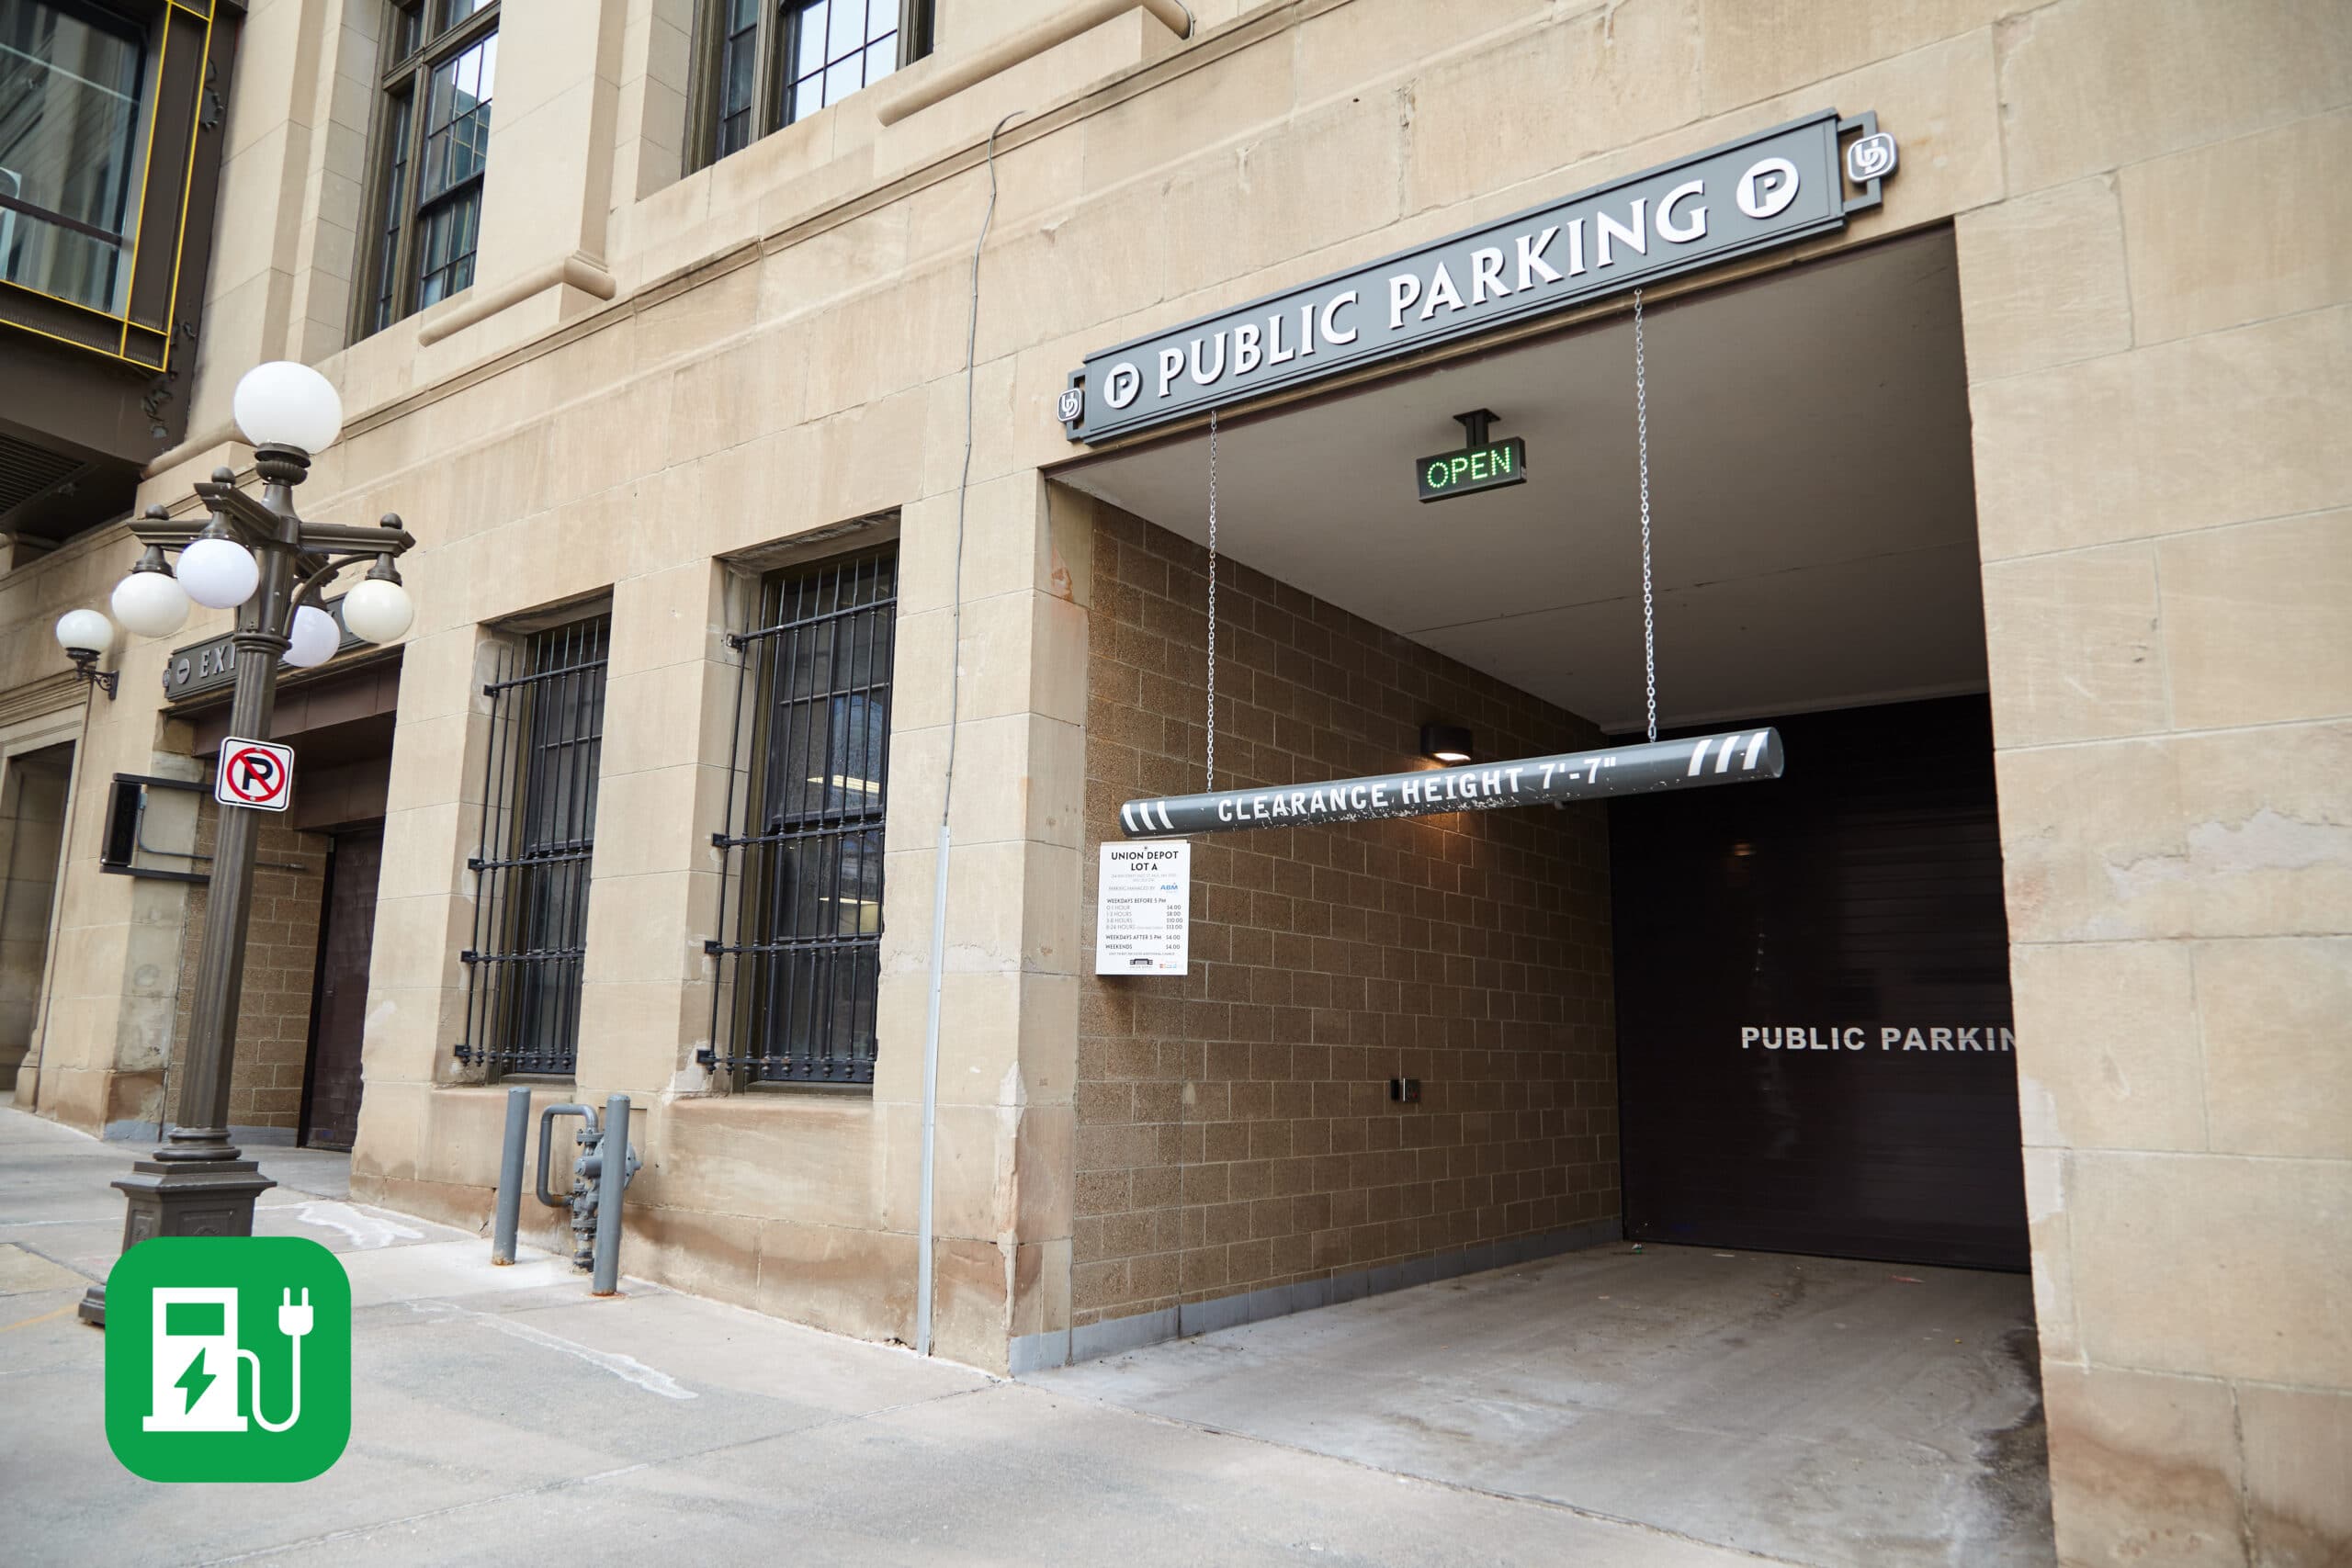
1416,437,1527,502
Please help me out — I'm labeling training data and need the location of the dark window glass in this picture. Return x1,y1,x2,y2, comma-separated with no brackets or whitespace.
386,0,422,63
457,615,609,1077
368,86,411,333
714,0,759,158
414,30,492,308
359,0,496,338
693,0,929,167
713,550,896,1086
0,0,147,312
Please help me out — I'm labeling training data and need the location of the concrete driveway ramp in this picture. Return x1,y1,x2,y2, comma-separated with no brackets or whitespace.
1036,1242,2054,1568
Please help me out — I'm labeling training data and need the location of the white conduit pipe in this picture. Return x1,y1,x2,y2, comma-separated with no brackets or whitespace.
916,108,1025,1359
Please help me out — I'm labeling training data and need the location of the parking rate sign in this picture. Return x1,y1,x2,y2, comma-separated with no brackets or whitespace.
216,738,295,813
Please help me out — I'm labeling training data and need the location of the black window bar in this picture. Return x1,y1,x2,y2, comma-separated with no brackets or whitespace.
454,615,609,1076
701,549,897,1085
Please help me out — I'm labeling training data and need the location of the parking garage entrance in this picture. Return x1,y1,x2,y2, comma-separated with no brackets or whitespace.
1064,222,2028,1285
1051,223,2041,1562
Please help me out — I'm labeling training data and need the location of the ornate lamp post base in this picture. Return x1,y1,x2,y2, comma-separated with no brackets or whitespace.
76,1156,278,1325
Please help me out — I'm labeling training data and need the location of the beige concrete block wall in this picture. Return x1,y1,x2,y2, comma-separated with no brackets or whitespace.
1957,4,2352,1564
168,806,330,1136
1075,507,1617,1333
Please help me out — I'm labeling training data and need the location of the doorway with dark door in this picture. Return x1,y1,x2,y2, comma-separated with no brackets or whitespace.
300,825,381,1150
175,650,401,1150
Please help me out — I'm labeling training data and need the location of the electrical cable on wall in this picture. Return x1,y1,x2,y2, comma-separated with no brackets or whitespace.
1204,410,1217,791
1634,288,1657,742
938,112,1023,828
916,107,1024,1361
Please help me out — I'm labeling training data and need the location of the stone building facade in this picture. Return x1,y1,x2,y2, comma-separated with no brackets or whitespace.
1,1,2346,1562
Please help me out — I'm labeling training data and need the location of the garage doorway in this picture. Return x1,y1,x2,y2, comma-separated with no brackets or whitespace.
1613,696,2025,1269
1052,225,2041,1556
1062,226,2027,1280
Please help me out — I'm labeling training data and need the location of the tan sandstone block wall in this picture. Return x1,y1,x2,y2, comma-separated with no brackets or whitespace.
1075,508,1616,1331
1958,3,2352,1563
6,521,211,1133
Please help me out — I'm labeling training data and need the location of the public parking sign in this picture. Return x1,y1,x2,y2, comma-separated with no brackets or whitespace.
216,738,294,813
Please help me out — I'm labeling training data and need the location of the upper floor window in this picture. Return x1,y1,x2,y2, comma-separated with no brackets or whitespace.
695,0,931,169
359,0,497,338
0,0,149,315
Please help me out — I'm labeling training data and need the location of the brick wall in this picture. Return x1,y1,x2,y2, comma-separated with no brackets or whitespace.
1077,507,1619,1332
171,804,330,1133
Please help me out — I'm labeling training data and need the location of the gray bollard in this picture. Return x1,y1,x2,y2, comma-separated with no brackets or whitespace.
590,1094,629,1296
491,1085,531,1265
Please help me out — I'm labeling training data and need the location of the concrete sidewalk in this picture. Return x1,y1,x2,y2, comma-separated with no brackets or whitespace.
2,1102,1776,1568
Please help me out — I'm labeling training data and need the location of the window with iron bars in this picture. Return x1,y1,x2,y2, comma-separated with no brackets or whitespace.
454,615,608,1077
702,549,895,1085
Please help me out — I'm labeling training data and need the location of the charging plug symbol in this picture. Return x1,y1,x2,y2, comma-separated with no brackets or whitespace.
234,1289,315,1434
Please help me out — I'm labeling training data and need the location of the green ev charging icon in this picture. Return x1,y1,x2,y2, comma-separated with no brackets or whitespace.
104,1237,351,1482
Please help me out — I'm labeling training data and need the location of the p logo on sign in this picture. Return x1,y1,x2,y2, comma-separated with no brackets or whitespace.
1845,131,1897,184
216,737,295,813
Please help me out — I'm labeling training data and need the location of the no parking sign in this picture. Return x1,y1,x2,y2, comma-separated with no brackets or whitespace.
216,737,294,813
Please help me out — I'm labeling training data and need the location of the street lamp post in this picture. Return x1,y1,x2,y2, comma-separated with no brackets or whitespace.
72,362,417,1327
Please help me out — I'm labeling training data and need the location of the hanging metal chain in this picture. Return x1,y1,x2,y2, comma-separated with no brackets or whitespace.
1205,410,1218,791
1635,288,1657,743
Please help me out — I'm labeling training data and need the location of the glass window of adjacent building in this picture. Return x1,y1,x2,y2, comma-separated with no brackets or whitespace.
0,0,152,315
709,549,896,1087
359,0,496,338
693,0,931,168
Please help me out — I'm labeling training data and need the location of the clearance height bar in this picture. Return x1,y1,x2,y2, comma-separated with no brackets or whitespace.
1118,728,1784,838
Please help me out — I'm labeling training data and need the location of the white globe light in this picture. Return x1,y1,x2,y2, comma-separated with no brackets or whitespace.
282,604,340,669
339,576,414,644
176,536,260,609
232,360,344,454
54,607,114,657
111,570,191,638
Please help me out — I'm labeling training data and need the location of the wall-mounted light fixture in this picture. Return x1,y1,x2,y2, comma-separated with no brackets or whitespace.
1419,721,1473,764
54,609,119,699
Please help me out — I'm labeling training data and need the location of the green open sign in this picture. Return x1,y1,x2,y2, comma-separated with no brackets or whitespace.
1415,437,1528,503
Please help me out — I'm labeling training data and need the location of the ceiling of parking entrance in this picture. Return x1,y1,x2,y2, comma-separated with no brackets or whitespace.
1055,230,1984,735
